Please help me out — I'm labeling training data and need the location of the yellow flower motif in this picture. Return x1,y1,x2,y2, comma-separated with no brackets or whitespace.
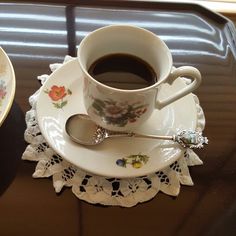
132,162,143,169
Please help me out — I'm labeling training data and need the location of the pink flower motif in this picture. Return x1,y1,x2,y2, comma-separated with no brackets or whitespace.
104,103,128,119
0,89,6,99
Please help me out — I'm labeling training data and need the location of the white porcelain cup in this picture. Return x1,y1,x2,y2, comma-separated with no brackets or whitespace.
77,25,201,131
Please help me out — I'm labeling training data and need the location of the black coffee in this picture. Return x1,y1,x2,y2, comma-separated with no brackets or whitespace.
88,53,157,90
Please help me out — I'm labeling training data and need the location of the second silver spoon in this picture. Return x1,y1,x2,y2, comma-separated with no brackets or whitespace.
65,114,208,149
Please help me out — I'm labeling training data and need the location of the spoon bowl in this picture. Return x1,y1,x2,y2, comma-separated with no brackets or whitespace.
65,114,102,145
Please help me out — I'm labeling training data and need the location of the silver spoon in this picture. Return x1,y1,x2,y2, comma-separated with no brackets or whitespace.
65,114,208,149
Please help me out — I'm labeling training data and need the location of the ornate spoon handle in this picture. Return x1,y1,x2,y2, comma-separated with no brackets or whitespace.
106,129,208,149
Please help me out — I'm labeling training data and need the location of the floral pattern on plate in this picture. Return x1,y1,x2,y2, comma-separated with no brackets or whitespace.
116,154,149,169
0,80,7,108
91,98,147,127
44,85,72,109
0,63,6,75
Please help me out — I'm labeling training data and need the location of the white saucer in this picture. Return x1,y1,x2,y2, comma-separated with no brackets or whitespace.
36,59,197,178
0,47,16,127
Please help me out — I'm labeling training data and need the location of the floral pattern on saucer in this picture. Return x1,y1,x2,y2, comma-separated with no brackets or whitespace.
91,98,147,127
0,80,7,108
116,154,149,169
44,85,72,109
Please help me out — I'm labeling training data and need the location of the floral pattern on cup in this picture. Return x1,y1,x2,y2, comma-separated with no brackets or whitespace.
0,80,7,108
44,85,72,109
116,154,149,169
91,98,148,127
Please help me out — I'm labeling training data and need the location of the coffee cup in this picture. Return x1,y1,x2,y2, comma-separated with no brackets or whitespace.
77,25,201,132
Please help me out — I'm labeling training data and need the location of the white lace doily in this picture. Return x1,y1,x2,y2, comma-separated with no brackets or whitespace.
22,56,205,207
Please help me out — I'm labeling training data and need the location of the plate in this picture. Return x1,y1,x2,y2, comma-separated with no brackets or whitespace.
0,47,16,127
36,59,197,178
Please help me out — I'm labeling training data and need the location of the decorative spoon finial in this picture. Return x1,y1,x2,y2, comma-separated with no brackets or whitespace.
173,130,208,149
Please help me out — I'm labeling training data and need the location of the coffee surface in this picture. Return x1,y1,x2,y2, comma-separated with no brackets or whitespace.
88,53,157,90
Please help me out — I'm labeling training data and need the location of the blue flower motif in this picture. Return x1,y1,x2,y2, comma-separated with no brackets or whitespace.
116,158,127,167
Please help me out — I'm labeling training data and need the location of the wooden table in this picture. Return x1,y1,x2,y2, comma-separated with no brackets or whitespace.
0,1,235,235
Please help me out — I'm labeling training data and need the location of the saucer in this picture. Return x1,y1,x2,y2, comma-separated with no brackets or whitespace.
0,47,16,127
36,59,197,178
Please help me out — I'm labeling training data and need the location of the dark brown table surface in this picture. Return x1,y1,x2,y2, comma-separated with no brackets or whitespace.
0,1,236,236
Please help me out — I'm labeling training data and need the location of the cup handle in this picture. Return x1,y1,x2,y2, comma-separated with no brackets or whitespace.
156,66,201,109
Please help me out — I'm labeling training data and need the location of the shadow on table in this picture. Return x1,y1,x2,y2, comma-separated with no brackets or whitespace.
0,102,26,195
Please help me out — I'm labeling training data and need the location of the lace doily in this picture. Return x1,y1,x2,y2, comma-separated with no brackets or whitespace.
22,56,205,207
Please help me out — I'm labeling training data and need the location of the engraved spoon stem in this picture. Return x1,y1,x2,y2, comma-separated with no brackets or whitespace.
107,131,173,141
